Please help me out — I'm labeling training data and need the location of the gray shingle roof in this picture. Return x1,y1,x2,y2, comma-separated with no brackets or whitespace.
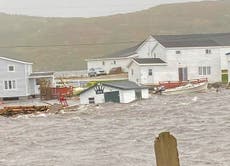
102,80,147,90
30,72,54,77
79,80,147,95
152,33,230,48
133,58,166,64
107,40,146,58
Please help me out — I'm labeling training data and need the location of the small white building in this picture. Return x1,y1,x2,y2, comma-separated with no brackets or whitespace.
0,57,55,101
86,42,144,73
79,80,149,105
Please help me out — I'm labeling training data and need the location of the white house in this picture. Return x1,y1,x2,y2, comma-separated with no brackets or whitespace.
87,33,230,84
0,57,55,101
128,33,230,85
86,42,145,73
79,80,149,105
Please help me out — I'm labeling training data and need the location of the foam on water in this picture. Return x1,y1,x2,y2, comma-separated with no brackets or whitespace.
0,90,230,166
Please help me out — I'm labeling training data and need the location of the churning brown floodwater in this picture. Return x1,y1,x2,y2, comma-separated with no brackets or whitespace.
0,90,229,166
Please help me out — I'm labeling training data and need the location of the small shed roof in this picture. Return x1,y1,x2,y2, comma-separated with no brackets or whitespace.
29,72,54,78
79,80,147,95
103,80,147,90
133,58,166,64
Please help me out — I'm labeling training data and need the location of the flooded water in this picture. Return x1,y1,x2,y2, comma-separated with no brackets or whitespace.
0,90,229,166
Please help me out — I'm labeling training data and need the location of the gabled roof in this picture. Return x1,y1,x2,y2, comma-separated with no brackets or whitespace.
107,40,146,58
152,33,230,48
79,80,147,95
102,80,147,90
29,72,54,78
133,58,166,64
0,57,33,64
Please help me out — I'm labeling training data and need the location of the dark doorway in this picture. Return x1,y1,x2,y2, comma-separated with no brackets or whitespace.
178,67,188,81
135,90,142,100
104,91,120,103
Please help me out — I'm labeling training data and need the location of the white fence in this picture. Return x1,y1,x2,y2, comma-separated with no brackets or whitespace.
54,70,88,78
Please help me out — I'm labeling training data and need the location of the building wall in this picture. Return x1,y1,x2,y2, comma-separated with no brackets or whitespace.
0,59,32,98
136,36,167,61
80,86,122,105
128,62,141,84
121,90,136,103
166,47,221,82
140,65,171,85
220,47,230,70
80,85,149,105
131,47,222,85
87,58,131,74
141,89,149,99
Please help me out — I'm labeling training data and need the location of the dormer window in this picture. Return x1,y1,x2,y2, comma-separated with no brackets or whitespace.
176,51,181,54
206,49,212,54
8,65,15,72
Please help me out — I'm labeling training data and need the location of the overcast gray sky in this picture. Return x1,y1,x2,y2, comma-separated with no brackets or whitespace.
0,0,205,17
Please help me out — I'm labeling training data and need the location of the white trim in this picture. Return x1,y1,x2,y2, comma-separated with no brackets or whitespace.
7,65,15,72
0,57,33,64
166,46,230,50
138,63,167,66
85,55,136,61
150,36,230,49
3,80,17,91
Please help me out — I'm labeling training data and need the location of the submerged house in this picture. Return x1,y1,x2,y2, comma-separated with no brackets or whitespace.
0,57,55,101
87,33,230,85
79,80,149,105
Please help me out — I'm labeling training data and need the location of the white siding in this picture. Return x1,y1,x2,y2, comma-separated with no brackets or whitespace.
136,36,167,61
80,86,121,105
128,62,141,84
141,89,149,99
87,58,131,74
139,65,170,85
166,47,221,82
80,85,149,105
120,90,136,103
0,59,32,98
220,47,230,70
131,47,222,85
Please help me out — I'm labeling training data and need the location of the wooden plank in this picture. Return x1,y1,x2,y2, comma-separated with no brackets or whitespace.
154,132,180,166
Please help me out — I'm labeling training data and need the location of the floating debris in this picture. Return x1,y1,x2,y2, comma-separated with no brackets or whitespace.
0,106,50,117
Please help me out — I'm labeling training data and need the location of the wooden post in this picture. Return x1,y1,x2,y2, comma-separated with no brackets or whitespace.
154,132,180,166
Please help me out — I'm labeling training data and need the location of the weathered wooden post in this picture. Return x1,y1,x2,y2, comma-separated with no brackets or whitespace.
154,132,180,166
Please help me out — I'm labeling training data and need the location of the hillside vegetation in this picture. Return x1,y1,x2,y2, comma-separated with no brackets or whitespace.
0,0,230,71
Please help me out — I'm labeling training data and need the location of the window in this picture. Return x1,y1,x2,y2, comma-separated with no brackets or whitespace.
199,67,202,75
4,80,16,90
205,49,212,54
203,66,207,75
131,69,134,76
8,65,15,72
148,69,153,76
176,51,181,54
207,66,211,75
102,61,105,65
88,97,95,104
198,66,211,75
113,61,116,65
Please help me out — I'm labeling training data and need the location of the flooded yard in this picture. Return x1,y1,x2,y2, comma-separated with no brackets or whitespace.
0,90,229,166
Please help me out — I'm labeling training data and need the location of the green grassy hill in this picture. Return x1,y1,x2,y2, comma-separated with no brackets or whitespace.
1,0,230,71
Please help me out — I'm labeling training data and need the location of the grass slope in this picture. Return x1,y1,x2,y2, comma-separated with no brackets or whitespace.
0,1,230,71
